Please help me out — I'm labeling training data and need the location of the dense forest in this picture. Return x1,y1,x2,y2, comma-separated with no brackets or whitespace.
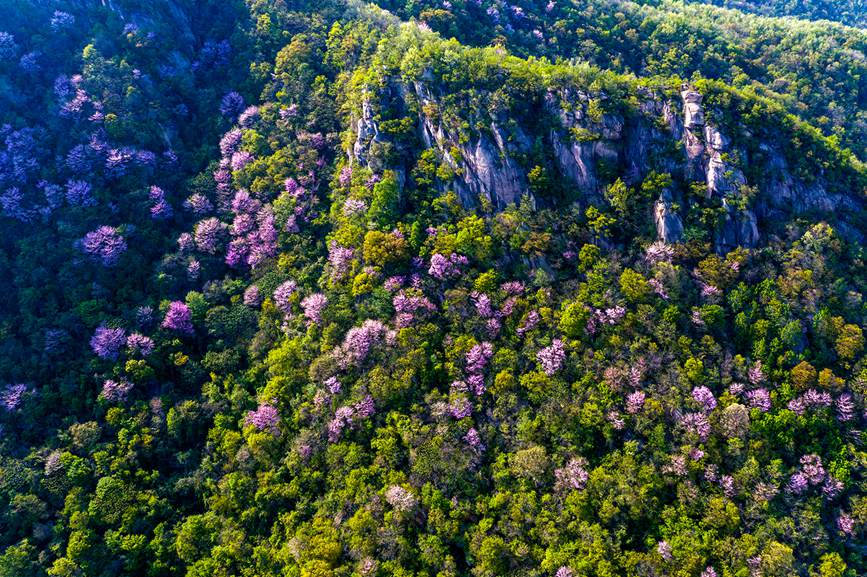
0,0,864,576
683,0,866,28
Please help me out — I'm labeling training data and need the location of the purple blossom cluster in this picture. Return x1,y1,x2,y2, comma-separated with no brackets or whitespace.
82,226,127,266
626,390,646,414
787,389,833,415
449,396,473,419
340,320,389,367
835,393,855,421
230,150,253,171
342,197,367,217
90,325,126,360
273,280,297,314
745,388,771,412
384,485,417,512
184,193,213,215
282,176,320,233
537,339,566,376
428,253,469,280
328,241,355,281
606,410,625,430
65,180,95,207
837,513,855,536
517,310,540,336
101,379,133,403
126,333,155,357
238,106,260,128
691,386,717,411
1,383,27,410
648,278,669,299
657,540,672,560
464,427,485,453
301,293,328,325
393,290,436,327
787,454,826,495
645,242,674,264
680,412,711,441
149,185,172,220
186,260,200,280
338,165,352,186
162,301,193,334
193,217,226,254
554,457,589,492
747,361,765,385
586,306,626,334
245,402,280,435
243,285,262,306
501,280,525,295
226,190,278,269
466,342,494,376
699,283,721,301
325,376,342,394
327,395,375,442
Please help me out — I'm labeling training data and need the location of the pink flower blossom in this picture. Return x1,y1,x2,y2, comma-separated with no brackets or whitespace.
301,293,327,325
384,485,417,512
835,393,855,422
837,513,854,536
341,320,388,366
245,402,280,435
554,457,589,492
626,390,645,414
101,379,133,403
517,310,540,335
537,339,566,375
464,427,485,452
748,361,765,385
126,333,154,357
243,285,261,306
645,241,674,264
746,388,771,412
1,384,27,410
342,198,367,217
194,218,225,254
657,540,672,560
273,280,297,314
428,253,468,280
681,412,711,441
692,386,717,411
328,241,355,281
466,342,494,374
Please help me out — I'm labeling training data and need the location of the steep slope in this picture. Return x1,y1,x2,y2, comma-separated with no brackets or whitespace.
345,29,865,251
371,0,867,161
681,0,867,28
0,1,864,577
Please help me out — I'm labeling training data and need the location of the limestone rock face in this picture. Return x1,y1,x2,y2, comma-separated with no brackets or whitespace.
349,79,863,252
454,125,529,211
654,199,684,243
681,87,705,130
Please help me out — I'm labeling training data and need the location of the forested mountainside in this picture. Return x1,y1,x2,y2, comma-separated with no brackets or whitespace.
0,1,864,576
373,0,867,161
681,0,866,28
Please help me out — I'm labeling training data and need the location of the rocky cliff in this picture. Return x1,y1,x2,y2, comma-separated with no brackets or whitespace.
349,74,865,252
